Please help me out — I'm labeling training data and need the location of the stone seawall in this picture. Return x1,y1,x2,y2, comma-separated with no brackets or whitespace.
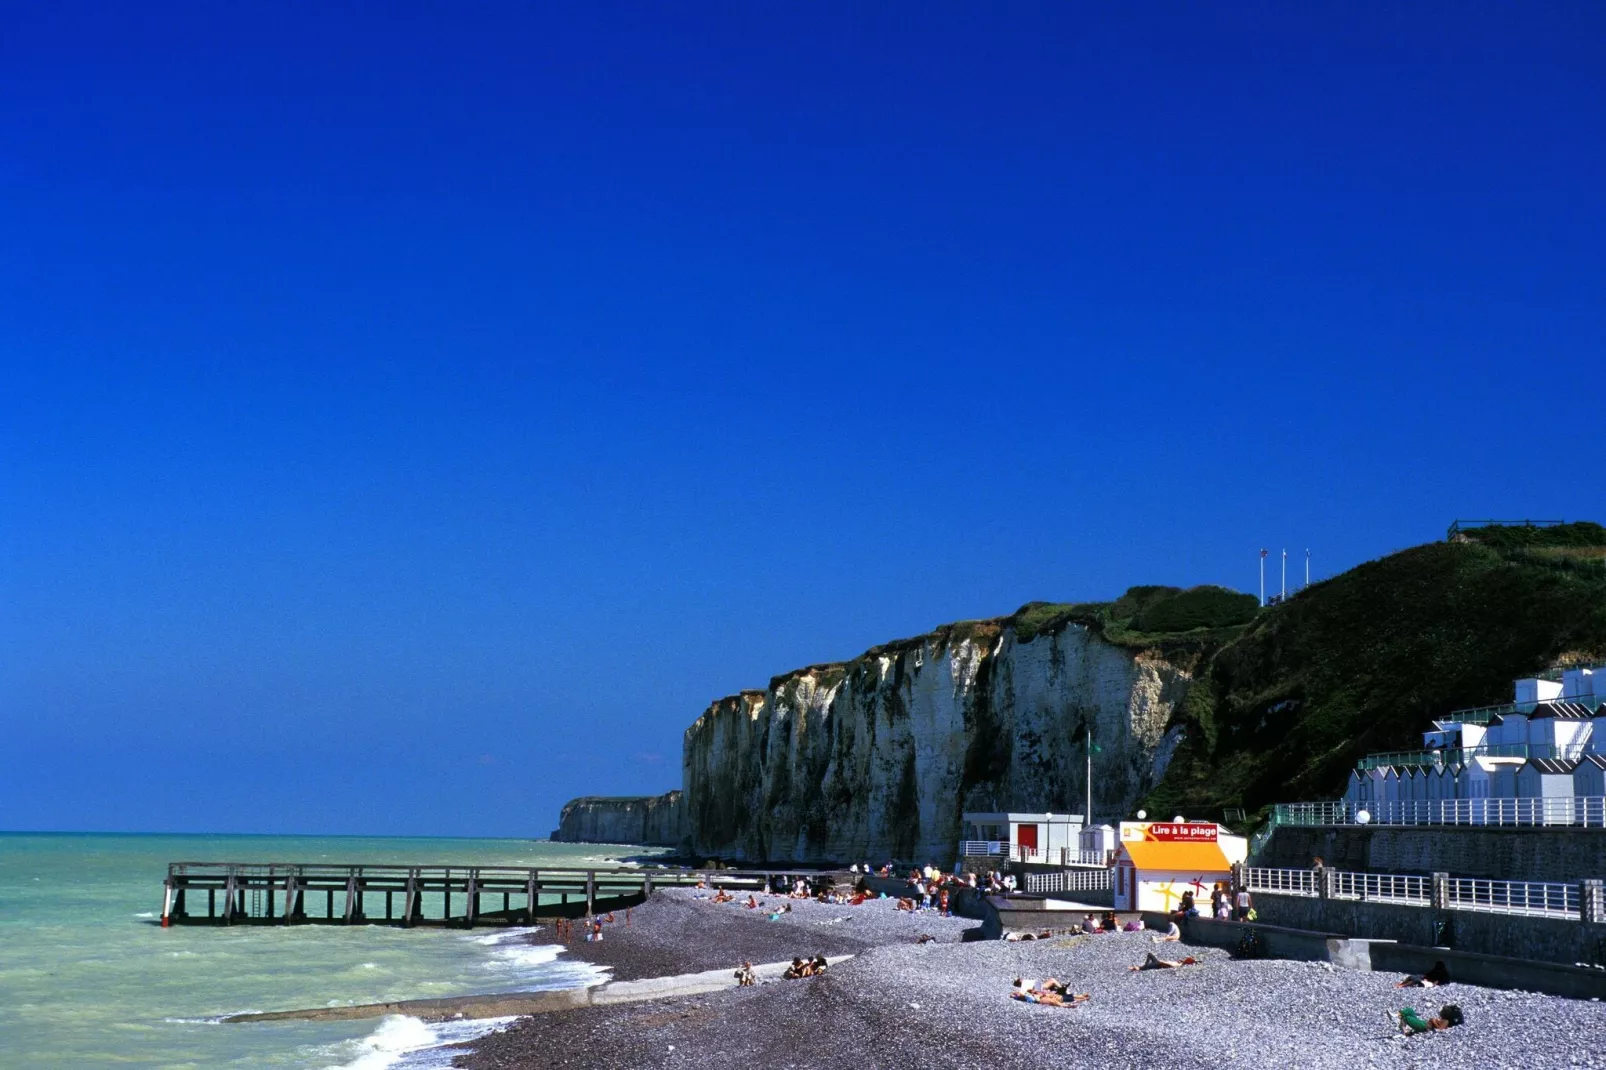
1250,894,1606,967
552,791,684,846
1261,825,1606,883
682,621,1198,863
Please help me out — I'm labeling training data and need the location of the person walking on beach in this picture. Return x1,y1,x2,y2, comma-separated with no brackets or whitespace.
1234,886,1252,921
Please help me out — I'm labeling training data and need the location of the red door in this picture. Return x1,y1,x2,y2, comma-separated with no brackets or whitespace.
1017,824,1039,852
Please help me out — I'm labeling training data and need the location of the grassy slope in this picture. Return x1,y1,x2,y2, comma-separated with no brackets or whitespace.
1145,534,1606,820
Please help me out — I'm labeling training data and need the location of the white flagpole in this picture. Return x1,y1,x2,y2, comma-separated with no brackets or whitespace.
1086,725,1093,828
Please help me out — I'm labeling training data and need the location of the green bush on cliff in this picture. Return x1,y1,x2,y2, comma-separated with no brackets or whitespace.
1132,585,1259,633
1144,533,1606,820
1458,520,1606,550
1010,601,1108,643
1009,585,1259,648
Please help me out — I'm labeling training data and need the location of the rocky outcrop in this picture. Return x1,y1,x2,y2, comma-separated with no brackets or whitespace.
682,621,1197,863
552,791,685,846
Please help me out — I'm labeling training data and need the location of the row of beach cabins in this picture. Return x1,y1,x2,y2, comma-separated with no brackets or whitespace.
1343,667,1606,809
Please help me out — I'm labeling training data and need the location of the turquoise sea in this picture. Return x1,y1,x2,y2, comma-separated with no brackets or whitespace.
0,833,658,1068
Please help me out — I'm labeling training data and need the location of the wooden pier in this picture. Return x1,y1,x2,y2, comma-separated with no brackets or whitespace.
159,862,774,927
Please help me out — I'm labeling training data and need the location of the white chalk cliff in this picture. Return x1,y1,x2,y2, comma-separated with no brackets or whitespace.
681,620,1196,863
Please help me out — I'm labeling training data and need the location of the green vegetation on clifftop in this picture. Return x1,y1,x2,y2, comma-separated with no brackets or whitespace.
1146,531,1606,820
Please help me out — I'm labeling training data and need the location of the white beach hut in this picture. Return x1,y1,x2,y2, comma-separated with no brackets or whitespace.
1572,754,1606,798
1526,702,1593,754
1491,764,1520,801
1516,758,1579,824
1427,764,1456,801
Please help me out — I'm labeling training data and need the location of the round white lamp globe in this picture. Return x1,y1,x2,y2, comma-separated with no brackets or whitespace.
1356,810,1372,825
1174,815,1185,823
1136,810,1147,820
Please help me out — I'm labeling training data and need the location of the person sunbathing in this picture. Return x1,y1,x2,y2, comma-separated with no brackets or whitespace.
744,895,761,909
783,957,807,979
733,961,756,986
1396,961,1451,989
895,897,917,912
809,955,827,975
1152,921,1182,943
711,889,735,904
1388,1004,1465,1034
1011,979,1090,1006
1131,952,1198,971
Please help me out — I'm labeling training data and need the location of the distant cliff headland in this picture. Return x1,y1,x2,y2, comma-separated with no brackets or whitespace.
551,791,684,846
554,523,1606,863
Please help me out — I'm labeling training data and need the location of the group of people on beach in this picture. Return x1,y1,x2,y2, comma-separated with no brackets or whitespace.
729,955,829,987
1166,883,1254,923
784,955,829,979
552,914,613,942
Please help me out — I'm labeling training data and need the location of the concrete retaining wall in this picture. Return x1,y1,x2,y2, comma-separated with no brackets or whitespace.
1261,825,1606,882
1172,914,1376,967
1368,942,1606,1001
1249,895,1606,967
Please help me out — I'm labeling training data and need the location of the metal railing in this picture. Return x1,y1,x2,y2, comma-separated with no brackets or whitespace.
1355,742,1582,770
1330,870,1430,905
1271,797,1606,828
1441,696,1603,726
1245,867,1319,897
983,846,1111,866
1445,878,1579,919
1447,519,1567,539
1245,866,1591,921
1025,868,1113,895
1439,701,1525,726
958,841,1006,856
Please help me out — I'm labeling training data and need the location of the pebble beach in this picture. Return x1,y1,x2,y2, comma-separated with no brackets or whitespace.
450,887,1606,1069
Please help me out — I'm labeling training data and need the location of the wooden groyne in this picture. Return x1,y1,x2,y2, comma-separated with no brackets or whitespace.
159,862,773,927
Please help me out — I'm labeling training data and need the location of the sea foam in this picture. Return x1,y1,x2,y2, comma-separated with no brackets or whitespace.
325,1013,517,1070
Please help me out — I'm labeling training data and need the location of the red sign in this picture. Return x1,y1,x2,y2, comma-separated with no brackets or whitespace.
1143,823,1218,842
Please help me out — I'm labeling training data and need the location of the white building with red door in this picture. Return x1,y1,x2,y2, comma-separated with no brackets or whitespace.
960,811,1085,864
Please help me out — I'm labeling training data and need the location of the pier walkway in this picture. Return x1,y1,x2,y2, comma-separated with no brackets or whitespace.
160,862,775,927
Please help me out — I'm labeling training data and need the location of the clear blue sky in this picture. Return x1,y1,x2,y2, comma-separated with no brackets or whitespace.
2,3,1603,836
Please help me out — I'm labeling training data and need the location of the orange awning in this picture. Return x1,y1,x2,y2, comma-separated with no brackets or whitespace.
1122,840,1231,873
